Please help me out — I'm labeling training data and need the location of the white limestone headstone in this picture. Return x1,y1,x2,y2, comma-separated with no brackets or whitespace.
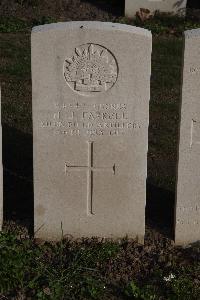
32,22,151,242
175,29,200,245
125,0,187,18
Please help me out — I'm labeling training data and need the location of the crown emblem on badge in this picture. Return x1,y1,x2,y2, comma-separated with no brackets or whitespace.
64,43,118,96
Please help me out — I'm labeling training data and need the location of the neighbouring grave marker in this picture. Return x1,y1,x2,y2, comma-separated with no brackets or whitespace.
32,22,151,241
175,29,200,245
125,0,187,18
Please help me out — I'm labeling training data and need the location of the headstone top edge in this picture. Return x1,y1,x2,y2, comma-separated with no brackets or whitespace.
31,21,151,38
184,28,200,39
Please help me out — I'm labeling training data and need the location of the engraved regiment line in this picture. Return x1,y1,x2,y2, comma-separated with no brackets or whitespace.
65,141,116,215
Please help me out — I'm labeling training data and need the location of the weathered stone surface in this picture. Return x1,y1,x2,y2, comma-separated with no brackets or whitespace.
0,88,2,231
125,0,187,17
175,28,200,245
32,21,151,241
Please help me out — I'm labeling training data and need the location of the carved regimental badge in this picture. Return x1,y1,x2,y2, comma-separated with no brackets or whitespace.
64,43,118,96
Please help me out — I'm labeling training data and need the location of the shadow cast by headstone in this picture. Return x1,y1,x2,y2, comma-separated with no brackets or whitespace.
2,124,33,234
146,183,175,240
187,0,200,9
81,0,125,16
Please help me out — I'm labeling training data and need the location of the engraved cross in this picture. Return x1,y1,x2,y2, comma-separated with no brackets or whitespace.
65,141,116,215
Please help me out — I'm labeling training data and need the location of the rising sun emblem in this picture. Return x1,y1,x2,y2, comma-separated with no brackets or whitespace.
63,43,118,96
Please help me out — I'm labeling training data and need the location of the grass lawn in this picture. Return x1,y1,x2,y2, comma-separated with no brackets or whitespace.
0,1,200,299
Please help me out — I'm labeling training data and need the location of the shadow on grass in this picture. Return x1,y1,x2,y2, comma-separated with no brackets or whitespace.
2,124,34,234
146,182,175,240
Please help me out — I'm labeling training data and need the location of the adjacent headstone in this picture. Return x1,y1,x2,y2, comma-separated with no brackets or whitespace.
32,22,151,241
125,0,187,18
175,29,200,245
0,88,2,231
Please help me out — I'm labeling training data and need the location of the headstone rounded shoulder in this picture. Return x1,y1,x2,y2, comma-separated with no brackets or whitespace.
32,21,152,242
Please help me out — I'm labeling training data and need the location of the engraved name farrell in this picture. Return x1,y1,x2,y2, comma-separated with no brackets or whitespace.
82,111,128,120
